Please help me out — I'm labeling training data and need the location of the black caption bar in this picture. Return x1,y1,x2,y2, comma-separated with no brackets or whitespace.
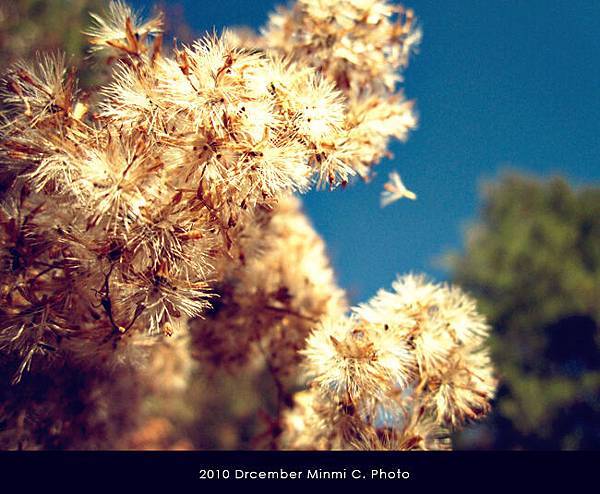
0,451,597,487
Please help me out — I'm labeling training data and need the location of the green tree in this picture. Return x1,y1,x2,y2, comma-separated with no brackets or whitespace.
449,172,600,449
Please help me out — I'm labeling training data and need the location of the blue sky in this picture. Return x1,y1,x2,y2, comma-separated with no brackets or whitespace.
133,0,600,302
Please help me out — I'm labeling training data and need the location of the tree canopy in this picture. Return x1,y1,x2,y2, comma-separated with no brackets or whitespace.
450,172,600,449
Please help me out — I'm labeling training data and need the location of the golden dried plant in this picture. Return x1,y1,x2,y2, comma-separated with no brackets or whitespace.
0,0,494,450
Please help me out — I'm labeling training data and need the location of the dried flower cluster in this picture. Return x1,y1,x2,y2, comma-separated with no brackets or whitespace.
281,275,496,449
0,0,494,450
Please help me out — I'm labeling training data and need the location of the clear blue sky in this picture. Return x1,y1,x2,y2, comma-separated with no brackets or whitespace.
133,0,600,303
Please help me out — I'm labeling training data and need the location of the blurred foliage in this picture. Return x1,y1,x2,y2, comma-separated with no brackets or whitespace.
138,366,278,450
448,172,600,449
0,0,194,87
0,0,105,86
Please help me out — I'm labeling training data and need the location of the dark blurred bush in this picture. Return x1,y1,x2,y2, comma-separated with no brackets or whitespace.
448,172,600,449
